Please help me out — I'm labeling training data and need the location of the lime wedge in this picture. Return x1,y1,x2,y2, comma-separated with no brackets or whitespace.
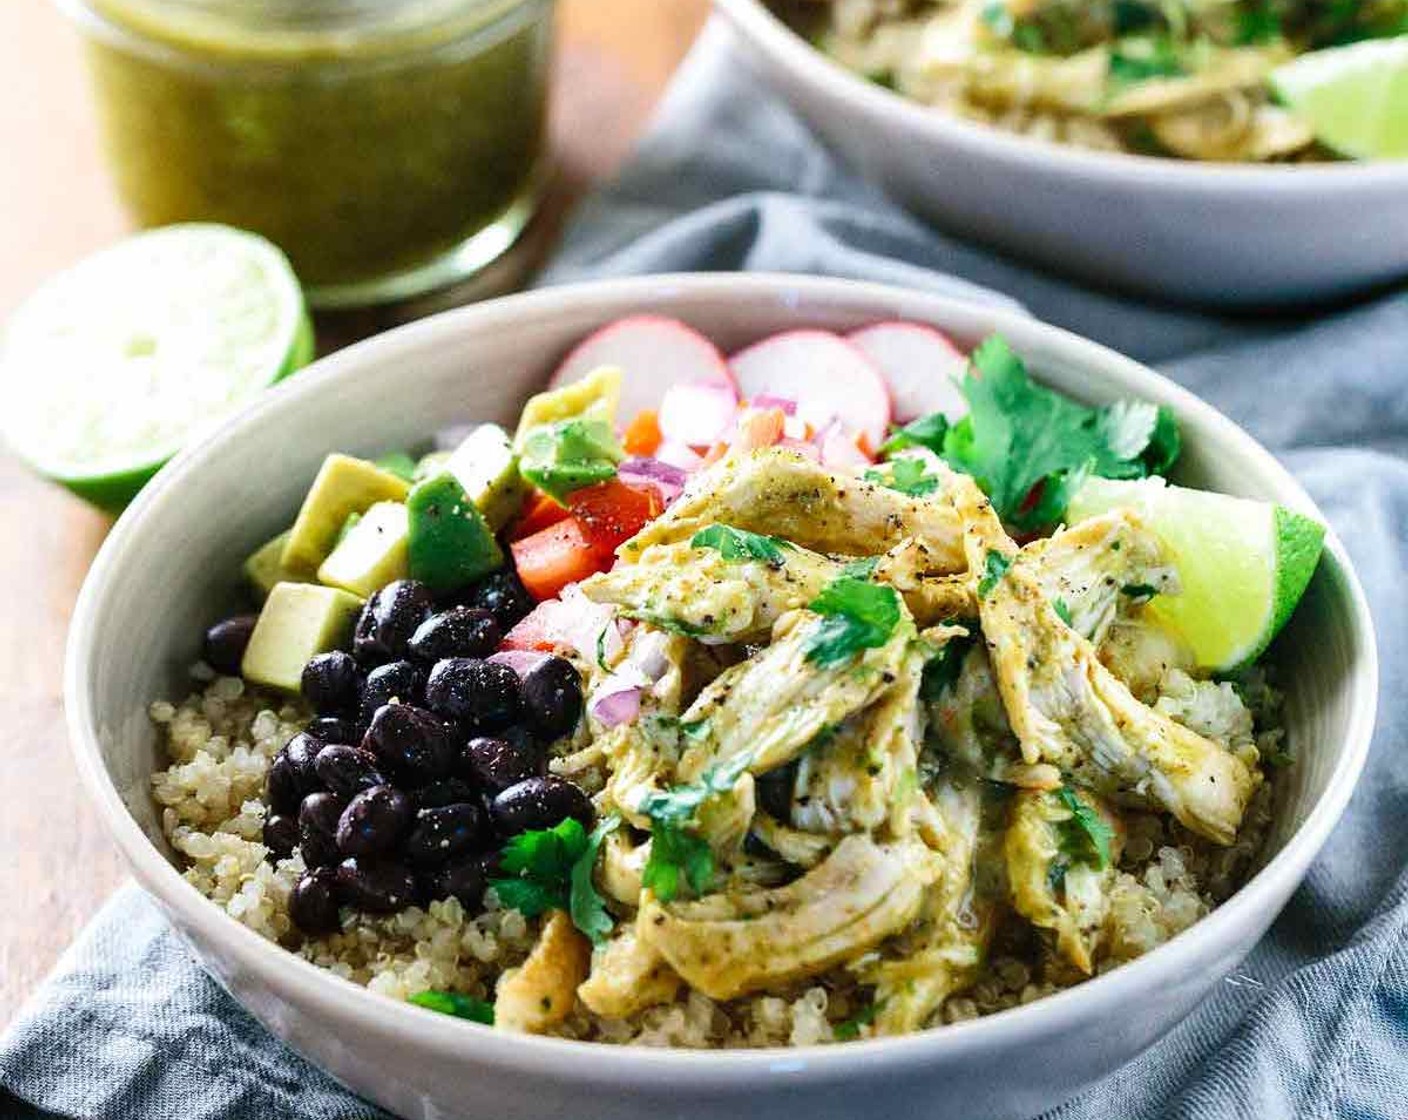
1270,35,1408,160
1066,477,1325,671
1,224,312,511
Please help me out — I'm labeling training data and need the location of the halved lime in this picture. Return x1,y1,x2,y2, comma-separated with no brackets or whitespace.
1271,35,1408,160
1,224,312,512
1066,477,1325,671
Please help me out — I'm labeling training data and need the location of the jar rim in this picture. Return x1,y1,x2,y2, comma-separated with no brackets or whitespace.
59,0,542,63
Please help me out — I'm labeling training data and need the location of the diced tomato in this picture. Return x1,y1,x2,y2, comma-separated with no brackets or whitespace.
700,441,730,467
510,491,570,541
567,478,664,561
733,406,785,452
510,519,605,602
855,430,876,459
622,409,663,457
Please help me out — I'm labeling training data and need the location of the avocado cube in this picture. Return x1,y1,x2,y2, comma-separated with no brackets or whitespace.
515,366,621,447
280,454,411,579
317,501,409,597
241,582,364,693
446,423,529,531
406,472,504,594
243,530,305,601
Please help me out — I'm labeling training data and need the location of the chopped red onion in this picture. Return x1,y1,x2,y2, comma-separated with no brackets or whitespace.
658,380,739,447
619,457,687,503
487,650,550,678
751,393,797,416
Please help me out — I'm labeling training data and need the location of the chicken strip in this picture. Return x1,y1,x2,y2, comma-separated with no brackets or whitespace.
495,911,591,1033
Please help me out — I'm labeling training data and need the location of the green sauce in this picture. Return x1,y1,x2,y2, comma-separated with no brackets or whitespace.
77,0,551,303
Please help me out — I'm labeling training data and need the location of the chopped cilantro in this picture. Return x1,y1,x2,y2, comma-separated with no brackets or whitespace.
865,457,940,497
941,336,1180,529
920,632,976,702
978,550,1012,598
1053,597,1073,626
881,412,950,457
570,816,620,945
691,523,793,566
642,821,716,902
1121,583,1159,604
1054,786,1115,870
518,417,622,504
408,990,495,1024
1108,37,1186,89
1234,0,1283,43
804,577,902,666
839,555,881,580
623,610,708,637
490,816,618,942
834,998,885,1040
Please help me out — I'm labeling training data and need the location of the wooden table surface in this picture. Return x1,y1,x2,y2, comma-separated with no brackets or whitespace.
0,0,710,1028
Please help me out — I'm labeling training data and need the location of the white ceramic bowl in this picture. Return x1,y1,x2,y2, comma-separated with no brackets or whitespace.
67,274,1376,1120
712,0,1408,307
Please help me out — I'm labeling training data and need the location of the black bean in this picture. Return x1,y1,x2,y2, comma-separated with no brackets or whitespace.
203,614,258,676
407,607,501,663
307,716,357,745
756,762,797,821
457,569,534,630
490,777,594,836
353,580,434,665
267,731,326,814
461,736,542,795
262,813,299,861
423,851,500,910
301,651,362,715
313,744,386,799
361,703,457,782
358,660,425,728
289,867,342,936
335,856,416,914
336,785,412,857
520,656,583,739
403,803,487,868
298,790,347,869
412,777,479,809
424,658,520,730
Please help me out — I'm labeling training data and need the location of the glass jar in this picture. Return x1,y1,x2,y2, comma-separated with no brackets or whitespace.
62,0,553,307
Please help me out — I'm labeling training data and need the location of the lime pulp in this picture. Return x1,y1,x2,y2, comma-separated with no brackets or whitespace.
1271,35,1408,160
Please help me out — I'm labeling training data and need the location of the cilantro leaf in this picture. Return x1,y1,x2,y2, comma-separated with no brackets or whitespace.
834,997,884,1040
1054,786,1115,870
569,816,620,945
1121,582,1159,604
881,412,950,457
919,632,975,702
804,577,902,666
691,524,793,566
409,990,495,1024
490,817,588,918
642,821,716,902
839,555,880,580
941,335,1180,529
1108,37,1186,90
978,550,1012,598
865,458,940,497
1052,596,1073,626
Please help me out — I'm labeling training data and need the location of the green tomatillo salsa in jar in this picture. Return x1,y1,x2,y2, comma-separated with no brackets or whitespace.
63,0,552,307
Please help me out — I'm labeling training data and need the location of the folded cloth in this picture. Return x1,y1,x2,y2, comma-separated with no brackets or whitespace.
4,18,1405,1120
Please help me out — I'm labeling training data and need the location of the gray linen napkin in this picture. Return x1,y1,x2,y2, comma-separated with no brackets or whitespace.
4,19,1404,1120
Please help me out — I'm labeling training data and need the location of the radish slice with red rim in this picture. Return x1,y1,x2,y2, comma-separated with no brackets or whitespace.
847,322,969,424
729,330,891,448
549,315,736,420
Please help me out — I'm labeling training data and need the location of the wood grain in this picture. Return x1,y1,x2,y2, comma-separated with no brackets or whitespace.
0,0,709,1028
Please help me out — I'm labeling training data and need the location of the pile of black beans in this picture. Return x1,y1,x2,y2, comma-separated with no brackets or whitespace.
255,572,593,936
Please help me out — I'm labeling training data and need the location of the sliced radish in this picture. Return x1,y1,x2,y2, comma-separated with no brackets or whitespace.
848,322,969,423
729,330,890,448
816,421,873,472
549,315,736,419
658,380,739,448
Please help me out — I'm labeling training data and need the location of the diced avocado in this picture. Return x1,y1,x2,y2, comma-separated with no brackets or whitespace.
446,423,529,531
241,582,364,693
413,449,453,482
317,501,409,597
281,454,411,578
244,530,306,601
515,366,622,447
518,417,623,504
374,450,418,483
406,472,504,594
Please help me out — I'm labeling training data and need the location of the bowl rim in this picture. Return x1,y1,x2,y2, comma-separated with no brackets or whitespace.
712,0,1408,191
65,272,1378,1086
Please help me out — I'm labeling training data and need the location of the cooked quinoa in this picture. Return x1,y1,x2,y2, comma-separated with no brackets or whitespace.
149,665,1279,1047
